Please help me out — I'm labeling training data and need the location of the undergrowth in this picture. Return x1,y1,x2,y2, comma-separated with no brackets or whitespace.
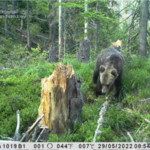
0,53,150,142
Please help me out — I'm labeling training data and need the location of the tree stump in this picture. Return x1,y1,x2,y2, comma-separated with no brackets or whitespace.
38,63,84,135
77,38,90,63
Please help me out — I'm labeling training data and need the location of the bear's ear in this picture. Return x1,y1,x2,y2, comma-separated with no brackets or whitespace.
111,69,118,77
100,65,105,73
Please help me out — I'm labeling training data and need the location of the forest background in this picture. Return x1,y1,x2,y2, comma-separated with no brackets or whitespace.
0,0,150,142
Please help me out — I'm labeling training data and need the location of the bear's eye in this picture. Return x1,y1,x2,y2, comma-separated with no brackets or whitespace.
111,69,118,77
100,65,105,73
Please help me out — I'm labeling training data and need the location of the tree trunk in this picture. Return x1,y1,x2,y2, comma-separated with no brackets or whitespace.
12,0,17,11
5,0,8,35
63,8,66,57
48,0,58,63
58,0,63,61
95,0,99,55
77,39,90,63
27,0,31,51
84,0,88,39
138,0,148,57
20,18,24,42
118,0,123,29
75,26,79,53
49,42,58,62
78,0,90,63
38,63,84,135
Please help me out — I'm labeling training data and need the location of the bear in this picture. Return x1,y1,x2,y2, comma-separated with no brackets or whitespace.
93,41,124,99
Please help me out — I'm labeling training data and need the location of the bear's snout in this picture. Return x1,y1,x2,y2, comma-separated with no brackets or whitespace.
101,86,108,95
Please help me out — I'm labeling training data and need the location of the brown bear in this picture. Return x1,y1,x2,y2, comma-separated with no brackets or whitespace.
93,42,124,99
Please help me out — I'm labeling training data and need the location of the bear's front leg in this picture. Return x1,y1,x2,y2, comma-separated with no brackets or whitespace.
95,75,102,97
114,78,122,99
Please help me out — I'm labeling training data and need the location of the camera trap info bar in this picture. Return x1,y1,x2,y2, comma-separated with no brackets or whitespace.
0,142,150,150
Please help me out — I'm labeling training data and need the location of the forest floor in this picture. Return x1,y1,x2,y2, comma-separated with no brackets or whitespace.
1,40,150,142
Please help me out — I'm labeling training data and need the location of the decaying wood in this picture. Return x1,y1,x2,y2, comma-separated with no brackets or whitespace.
30,126,39,142
20,114,44,142
0,64,83,142
38,63,84,135
36,127,46,142
0,113,45,142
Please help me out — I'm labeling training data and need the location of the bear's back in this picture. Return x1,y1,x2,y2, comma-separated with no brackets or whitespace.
100,47,122,58
96,47,124,69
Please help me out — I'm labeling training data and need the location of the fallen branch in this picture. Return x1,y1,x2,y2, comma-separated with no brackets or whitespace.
135,123,144,136
36,127,46,142
20,114,44,142
127,132,134,142
13,110,21,141
139,98,150,102
0,67,12,71
93,101,109,142
143,118,150,123
0,110,21,141
31,126,39,142
34,16,47,22
35,35,49,40
0,135,13,141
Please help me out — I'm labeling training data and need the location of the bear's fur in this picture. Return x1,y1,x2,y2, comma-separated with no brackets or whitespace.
93,46,124,99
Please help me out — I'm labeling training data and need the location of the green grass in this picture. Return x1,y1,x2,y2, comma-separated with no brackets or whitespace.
0,55,150,142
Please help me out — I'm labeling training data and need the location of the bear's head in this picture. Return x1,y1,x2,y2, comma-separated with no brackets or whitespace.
100,65,118,95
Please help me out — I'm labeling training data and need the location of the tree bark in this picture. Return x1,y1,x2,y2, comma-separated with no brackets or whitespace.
12,0,17,11
63,8,66,57
20,18,24,42
59,0,63,61
138,0,149,57
27,0,31,51
78,0,90,63
95,0,99,55
77,39,90,63
5,0,8,35
38,63,84,135
49,43,58,63
75,26,79,53
118,0,123,29
84,0,88,39
48,0,58,63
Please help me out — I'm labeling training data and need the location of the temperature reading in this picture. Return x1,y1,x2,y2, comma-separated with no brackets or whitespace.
57,144,73,149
